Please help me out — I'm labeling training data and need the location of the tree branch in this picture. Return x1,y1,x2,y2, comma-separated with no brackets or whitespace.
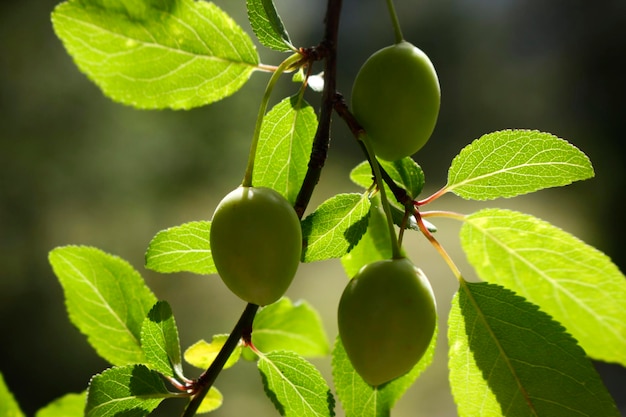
294,0,343,219
182,303,259,417
333,94,414,207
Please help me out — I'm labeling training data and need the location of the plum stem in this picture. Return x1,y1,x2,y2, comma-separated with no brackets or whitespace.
385,0,404,44
242,52,303,188
360,134,402,259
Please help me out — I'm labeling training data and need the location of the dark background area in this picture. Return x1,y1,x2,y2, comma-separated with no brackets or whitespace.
1,0,625,415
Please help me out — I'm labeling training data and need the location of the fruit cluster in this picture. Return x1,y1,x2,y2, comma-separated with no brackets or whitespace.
209,39,439,386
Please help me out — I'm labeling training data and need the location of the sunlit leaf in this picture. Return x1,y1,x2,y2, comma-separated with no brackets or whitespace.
52,0,259,109
449,281,619,417
258,351,334,417
0,372,24,417
86,365,170,417
301,193,371,262
49,246,157,365
253,95,317,204
461,208,626,365
246,0,294,51
197,387,223,414
184,335,241,370
145,221,216,275
247,298,329,358
447,130,594,200
35,392,85,417
141,301,183,380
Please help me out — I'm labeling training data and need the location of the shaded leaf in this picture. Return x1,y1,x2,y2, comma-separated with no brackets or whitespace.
141,301,183,379
184,335,241,370
49,246,157,365
447,130,594,200
350,157,424,200
86,365,171,417
253,95,317,204
258,351,334,417
35,392,85,417
0,372,24,417
349,159,422,231
246,298,329,359
449,281,619,417
380,158,425,200
52,0,259,109
301,194,371,262
145,221,215,275
461,208,626,365
332,330,436,417
246,0,293,51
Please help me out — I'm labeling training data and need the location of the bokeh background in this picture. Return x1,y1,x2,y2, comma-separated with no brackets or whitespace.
1,0,625,415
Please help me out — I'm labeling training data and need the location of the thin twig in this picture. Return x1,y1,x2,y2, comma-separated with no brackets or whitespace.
181,303,259,417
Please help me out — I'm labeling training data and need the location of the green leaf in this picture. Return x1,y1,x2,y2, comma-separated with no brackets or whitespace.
257,350,334,417
52,0,259,109
332,330,436,417
35,392,86,417
49,246,157,365
460,208,626,365
246,0,294,52
350,157,425,200
184,335,242,370
349,161,373,190
86,365,170,417
388,204,419,232
447,130,594,200
449,281,620,417
349,159,422,232
0,372,24,417
381,158,425,200
253,95,318,204
197,387,223,414
247,298,329,358
340,197,393,277
301,194,371,262
145,221,216,275
141,301,183,380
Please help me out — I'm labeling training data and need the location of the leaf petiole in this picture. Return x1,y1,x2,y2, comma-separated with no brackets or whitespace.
414,208,463,281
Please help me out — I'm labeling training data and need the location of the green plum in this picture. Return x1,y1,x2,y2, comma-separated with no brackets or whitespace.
351,41,440,161
210,186,302,306
338,258,437,386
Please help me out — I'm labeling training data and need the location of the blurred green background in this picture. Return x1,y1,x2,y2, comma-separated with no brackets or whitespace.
1,0,625,415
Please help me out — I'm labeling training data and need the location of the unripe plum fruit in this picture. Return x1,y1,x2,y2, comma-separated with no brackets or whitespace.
338,258,437,386
351,41,440,161
210,186,302,306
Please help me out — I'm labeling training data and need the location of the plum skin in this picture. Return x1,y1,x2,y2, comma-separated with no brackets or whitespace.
351,41,440,161
338,257,437,386
210,186,302,306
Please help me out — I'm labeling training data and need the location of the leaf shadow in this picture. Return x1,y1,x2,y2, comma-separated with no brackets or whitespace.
259,370,285,415
343,209,370,254
147,300,173,324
